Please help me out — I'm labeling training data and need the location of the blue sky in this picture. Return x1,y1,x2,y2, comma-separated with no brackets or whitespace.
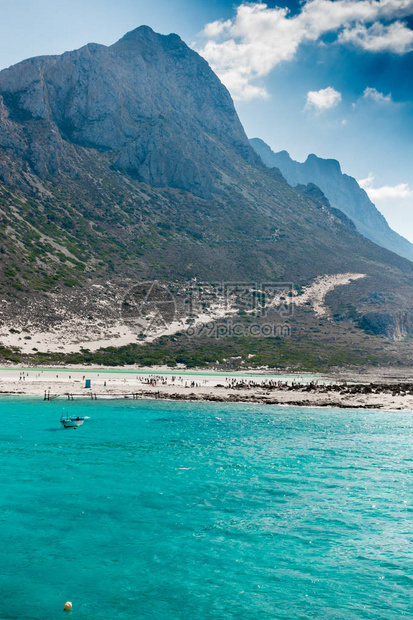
1,0,413,241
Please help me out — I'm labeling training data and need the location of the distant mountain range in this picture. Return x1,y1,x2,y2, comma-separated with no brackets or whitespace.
0,26,413,368
250,137,413,262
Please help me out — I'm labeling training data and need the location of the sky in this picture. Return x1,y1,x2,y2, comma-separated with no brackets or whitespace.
0,0,413,241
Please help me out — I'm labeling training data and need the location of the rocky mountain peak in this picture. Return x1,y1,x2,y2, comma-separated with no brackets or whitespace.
305,154,342,176
0,26,256,197
117,25,159,41
114,25,182,47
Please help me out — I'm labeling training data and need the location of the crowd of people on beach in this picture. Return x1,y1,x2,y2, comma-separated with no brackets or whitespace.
224,377,318,389
137,375,208,388
6,369,413,403
13,370,342,391
137,375,348,391
225,378,352,391
6,369,365,398
18,371,47,381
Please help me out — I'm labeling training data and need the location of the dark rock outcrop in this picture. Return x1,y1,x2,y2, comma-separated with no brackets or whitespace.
359,311,413,340
296,182,356,231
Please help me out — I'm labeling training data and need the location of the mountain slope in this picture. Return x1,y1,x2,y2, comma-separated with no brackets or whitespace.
250,137,413,263
0,26,257,198
0,27,412,365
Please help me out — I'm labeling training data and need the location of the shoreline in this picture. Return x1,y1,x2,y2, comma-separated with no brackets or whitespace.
2,389,412,410
0,362,412,383
1,367,413,410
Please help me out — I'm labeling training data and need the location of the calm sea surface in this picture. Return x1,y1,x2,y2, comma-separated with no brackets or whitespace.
1,398,413,619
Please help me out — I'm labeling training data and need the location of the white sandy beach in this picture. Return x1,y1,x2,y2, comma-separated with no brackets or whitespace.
1,366,413,410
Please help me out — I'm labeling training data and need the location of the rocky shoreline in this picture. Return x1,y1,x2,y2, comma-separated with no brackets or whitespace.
132,381,413,409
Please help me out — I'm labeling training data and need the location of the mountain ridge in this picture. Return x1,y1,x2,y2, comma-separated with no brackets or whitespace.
250,137,413,262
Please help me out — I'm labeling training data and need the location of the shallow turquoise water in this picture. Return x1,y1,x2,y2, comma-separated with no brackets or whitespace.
1,398,413,619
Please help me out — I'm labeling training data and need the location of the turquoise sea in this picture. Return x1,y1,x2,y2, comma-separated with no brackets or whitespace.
1,398,413,619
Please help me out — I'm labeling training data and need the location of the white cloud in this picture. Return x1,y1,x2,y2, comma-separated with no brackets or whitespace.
362,87,393,103
198,0,413,100
305,87,342,111
202,19,232,39
338,20,413,53
359,173,413,201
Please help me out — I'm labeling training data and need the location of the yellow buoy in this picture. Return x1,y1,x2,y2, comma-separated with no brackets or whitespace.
63,602,72,611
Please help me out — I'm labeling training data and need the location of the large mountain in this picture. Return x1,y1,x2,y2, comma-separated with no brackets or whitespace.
0,26,257,197
0,26,413,368
250,137,413,262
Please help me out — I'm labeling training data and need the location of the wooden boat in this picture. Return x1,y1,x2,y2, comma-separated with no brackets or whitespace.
60,413,89,428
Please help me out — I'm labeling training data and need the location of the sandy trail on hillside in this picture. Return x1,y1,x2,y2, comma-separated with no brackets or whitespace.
294,273,366,316
0,273,366,353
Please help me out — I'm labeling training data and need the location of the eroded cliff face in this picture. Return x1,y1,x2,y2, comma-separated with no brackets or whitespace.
359,311,413,340
0,26,257,197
